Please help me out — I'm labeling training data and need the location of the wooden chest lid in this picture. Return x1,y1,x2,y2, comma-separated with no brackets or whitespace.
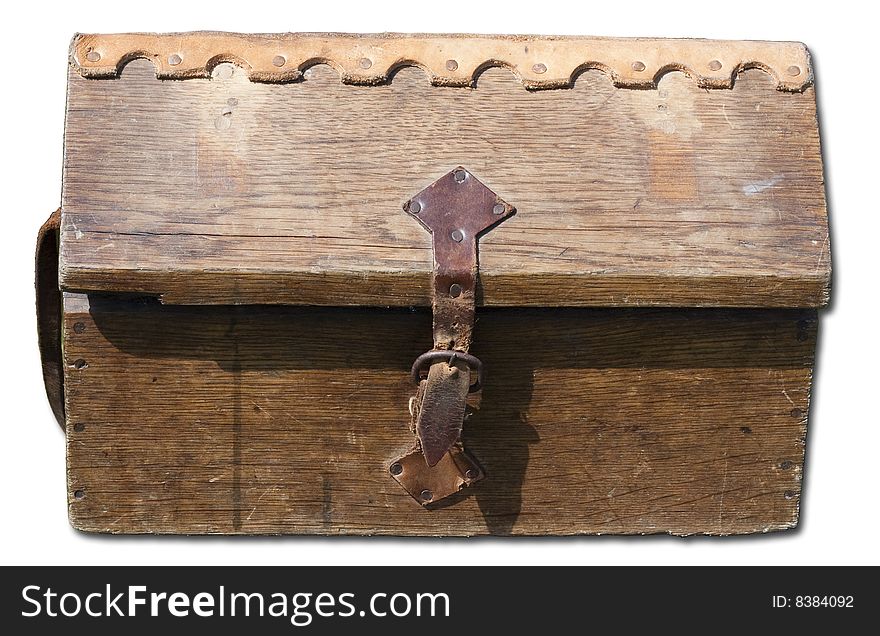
60,32,830,307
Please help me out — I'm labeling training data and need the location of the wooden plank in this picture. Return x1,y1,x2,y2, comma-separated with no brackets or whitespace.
60,50,829,308
63,293,815,535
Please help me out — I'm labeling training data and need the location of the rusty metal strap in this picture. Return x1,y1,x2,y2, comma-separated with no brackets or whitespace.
391,168,514,506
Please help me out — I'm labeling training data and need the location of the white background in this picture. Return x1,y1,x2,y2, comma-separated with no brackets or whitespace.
1,0,876,566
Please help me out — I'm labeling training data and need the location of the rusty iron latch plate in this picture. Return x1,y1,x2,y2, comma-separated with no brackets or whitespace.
391,167,515,506
390,445,483,506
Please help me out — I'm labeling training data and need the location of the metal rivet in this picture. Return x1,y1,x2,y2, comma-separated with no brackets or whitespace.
73,359,87,370
446,59,459,71
790,408,804,419
465,469,479,480
532,63,547,74
631,61,646,72
419,489,433,502
780,460,794,470
408,201,421,214
493,203,506,215
85,51,101,63
168,54,182,66
784,490,797,500
272,55,286,68
73,322,86,334
708,60,722,71
74,489,85,500
787,65,801,77
453,169,467,183
389,462,403,476
449,284,463,298
451,229,464,242
73,423,85,432
359,57,373,70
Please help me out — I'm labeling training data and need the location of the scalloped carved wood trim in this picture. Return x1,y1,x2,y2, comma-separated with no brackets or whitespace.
71,32,813,91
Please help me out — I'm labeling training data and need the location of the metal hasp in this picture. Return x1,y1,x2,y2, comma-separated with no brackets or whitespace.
390,167,515,506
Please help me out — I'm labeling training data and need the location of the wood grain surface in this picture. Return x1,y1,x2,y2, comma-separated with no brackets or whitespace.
63,293,815,535
60,59,830,308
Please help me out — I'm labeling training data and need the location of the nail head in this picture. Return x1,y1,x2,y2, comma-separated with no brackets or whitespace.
73,322,86,334
168,54,182,66
787,65,801,77
449,284,463,298
272,55,286,67
408,201,421,214
419,489,433,502
74,489,85,500
631,61,646,72
73,423,85,432
465,469,479,480
445,59,459,71
708,60,722,71
453,169,467,183
493,203,506,215
86,51,101,63
532,63,547,74
359,57,373,70
389,462,403,476
451,229,464,242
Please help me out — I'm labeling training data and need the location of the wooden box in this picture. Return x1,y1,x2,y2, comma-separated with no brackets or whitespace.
37,33,830,535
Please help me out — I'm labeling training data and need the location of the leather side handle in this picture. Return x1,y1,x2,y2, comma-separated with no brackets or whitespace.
36,209,64,429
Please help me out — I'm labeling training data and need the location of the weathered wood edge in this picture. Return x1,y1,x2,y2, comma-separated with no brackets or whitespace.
59,267,831,308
